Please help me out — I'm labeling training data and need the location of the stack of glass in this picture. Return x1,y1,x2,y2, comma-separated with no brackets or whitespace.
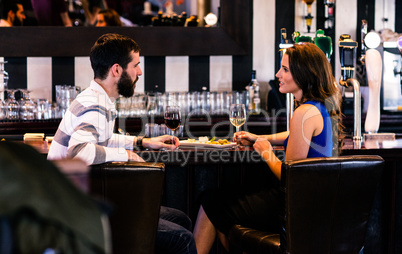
116,90,250,118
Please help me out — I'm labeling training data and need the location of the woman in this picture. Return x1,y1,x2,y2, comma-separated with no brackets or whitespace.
193,42,342,253
96,8,122,26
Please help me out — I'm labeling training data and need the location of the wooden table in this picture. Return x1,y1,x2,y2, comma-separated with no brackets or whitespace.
24,140,283,224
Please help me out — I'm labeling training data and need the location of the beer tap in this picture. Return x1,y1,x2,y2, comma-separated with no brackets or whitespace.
339,34,362,140
314,29,333,61
323,0,335,30
363,31,382,134
302,0,315,33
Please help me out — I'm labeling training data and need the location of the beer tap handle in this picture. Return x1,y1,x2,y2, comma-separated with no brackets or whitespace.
338,34,358,86
364,49,382,133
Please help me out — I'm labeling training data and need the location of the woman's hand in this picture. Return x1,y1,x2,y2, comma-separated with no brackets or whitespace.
233,131,258,146
253,137,282,180
253,137,273,156
143,135,179,150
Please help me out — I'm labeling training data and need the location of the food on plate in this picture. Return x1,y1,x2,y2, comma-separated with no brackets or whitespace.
185,137,232,145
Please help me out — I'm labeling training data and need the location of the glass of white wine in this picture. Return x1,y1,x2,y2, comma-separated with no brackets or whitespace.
229,103,246,133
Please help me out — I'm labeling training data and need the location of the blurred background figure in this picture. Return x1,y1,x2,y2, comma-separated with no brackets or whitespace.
30,0,72,26
96,8,122,26
81,0,108,26
0,0,26,26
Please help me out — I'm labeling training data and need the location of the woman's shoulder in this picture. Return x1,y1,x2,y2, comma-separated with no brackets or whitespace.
294,102,319,114
292,102,322,122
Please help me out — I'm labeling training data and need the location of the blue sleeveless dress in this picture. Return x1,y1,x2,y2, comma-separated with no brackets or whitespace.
283,101,333,158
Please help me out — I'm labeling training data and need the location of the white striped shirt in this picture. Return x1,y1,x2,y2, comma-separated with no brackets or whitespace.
48,80,135,165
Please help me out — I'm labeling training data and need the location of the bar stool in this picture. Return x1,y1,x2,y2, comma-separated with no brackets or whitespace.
90,161,165,254
228,155,384,254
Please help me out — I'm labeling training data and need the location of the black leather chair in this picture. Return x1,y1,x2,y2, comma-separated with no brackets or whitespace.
90,161,165,254
228,155,384,254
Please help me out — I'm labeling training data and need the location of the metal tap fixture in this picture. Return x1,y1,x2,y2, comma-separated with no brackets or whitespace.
339,34,362,140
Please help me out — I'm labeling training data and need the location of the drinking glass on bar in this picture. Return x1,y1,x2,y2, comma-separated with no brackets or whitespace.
5,90,19,120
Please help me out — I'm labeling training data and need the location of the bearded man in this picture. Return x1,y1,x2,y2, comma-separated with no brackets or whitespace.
0,0,26,26
48,33,197,254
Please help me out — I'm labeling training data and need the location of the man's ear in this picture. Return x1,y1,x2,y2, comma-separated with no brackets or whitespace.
7,10,15,20
111,64,121,76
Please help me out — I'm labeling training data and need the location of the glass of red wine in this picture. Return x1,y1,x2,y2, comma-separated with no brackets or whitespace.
164,105,181,150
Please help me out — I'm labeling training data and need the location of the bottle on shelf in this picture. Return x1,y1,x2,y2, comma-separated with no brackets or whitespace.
247,70,261,115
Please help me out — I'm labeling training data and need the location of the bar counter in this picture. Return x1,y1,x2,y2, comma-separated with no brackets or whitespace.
1,112,402,137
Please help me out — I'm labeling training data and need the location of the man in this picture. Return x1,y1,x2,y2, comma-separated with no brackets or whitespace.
0,0,26,26
48,34,177,164
48,33,197,254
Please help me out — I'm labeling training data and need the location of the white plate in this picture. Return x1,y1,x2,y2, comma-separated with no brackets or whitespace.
179,140,236,149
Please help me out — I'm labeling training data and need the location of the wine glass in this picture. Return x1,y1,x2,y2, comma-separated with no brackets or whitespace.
164,105,181,150
230,104,246,148
229,104,246,133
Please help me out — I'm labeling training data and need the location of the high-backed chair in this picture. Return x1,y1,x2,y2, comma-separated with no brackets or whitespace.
90,161,165,254
228,155,384,254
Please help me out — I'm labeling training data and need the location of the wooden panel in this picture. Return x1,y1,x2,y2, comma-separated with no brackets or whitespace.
0,27,246,57
0,0,251,57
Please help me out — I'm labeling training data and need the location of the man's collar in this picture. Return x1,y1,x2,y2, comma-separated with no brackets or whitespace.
90,80,116,103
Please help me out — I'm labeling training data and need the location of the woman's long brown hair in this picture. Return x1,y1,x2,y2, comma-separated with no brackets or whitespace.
285,42,343,155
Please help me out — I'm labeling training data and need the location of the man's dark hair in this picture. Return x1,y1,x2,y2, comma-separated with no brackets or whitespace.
90,33,140,80
1,0,21,19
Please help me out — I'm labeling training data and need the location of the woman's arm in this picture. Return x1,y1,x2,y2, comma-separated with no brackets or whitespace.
233,131,289,146
253,138,283,179
262,131,289,145
285,104,323,161
253,103,323,180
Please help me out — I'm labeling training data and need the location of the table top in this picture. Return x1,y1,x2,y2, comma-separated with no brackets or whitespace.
20,135,402,163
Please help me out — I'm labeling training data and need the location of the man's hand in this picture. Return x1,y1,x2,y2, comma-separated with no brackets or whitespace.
233,131,259,146
127,150,145,162
142,135,179,150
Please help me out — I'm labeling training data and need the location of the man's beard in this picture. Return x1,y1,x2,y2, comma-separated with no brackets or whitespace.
117,70,138,98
